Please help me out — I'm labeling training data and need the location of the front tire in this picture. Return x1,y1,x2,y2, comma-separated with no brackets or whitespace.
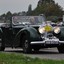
57,45,64,53
22,36,31,53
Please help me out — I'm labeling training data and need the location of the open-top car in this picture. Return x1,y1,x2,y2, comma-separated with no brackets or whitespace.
0,15,64,53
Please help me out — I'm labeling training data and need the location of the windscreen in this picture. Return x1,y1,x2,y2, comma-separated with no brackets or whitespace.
12,16,46,25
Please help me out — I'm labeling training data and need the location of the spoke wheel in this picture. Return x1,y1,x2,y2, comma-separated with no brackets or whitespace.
34,48,39,52
57,45,64,53
23,36,31,53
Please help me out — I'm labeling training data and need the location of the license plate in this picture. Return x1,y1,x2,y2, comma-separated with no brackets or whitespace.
46,41,58,44
46,41,50,44
51,41,58,44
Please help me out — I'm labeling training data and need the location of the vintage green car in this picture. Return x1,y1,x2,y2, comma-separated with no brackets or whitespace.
0,15,64,53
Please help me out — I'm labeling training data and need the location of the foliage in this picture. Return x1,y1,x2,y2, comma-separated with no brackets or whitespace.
0,11,12,23
31,0,63,17
0,13,6,22
0,0,63,23
1,14,6,17
47,16,59,23
27,4,32,15
5,11,12,21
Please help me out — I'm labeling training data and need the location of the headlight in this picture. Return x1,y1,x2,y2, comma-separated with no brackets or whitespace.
54,27,60,34
39,27,45,34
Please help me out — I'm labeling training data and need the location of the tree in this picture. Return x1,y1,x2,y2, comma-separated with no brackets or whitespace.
12,13,18,16
5,11,12,21
0,13,6,22
38,0,55,6
18,11,26,16
32,0,63,17
1,13,6,17
0,13,6,20
27,4,32,15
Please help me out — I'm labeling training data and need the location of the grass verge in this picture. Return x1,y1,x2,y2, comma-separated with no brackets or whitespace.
0,52,64,64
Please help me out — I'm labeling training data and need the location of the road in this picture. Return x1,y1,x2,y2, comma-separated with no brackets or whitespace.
3,48,64,60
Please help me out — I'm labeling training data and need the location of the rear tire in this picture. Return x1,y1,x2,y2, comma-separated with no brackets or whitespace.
34,48,39,52
57,45,64,53
22,35,31,53
0,38,5,51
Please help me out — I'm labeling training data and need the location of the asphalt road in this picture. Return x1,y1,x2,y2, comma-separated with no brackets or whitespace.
3,48,64,60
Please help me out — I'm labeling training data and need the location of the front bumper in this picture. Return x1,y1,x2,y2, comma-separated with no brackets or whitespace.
31,38,64,45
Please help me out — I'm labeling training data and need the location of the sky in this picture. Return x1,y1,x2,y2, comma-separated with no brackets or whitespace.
0,0,64,15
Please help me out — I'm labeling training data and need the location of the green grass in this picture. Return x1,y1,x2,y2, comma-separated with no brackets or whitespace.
0,52,64,64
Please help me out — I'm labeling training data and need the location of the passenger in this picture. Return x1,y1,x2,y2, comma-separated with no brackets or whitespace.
57,17,63,26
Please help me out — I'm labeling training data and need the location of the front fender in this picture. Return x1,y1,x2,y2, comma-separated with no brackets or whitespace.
59,27,64,40
54,27,64,41
14,27,42,46
26,27,42,41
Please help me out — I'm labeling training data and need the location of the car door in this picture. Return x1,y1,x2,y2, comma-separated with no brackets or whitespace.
2,26,14,47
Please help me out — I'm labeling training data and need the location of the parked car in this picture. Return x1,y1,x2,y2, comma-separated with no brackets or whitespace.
0,15,64,53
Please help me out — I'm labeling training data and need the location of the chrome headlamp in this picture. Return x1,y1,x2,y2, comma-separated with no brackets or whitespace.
38,27,45,34
54,27,60,34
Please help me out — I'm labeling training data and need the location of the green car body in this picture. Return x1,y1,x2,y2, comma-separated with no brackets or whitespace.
0,16,64,53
